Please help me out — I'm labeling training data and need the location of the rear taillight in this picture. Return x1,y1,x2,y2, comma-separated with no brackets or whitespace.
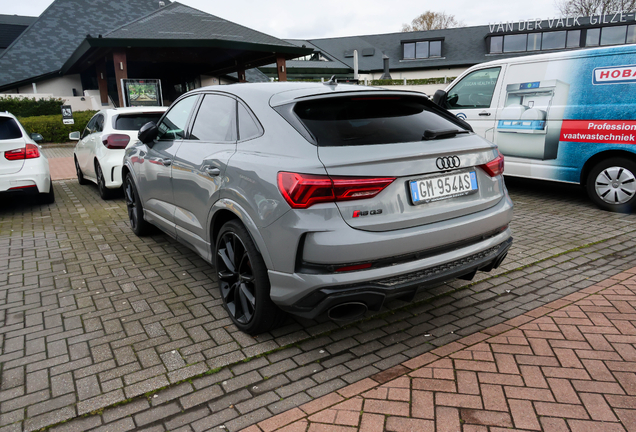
4,144,40,161
102,134,130,149
479,152,504,177
277,172,395,209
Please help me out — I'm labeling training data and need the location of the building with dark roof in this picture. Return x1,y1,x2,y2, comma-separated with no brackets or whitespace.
0,14,36,56
261,13,636,86
0,0,309,107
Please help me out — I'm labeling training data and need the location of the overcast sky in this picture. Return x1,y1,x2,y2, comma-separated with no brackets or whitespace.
3,0,560,39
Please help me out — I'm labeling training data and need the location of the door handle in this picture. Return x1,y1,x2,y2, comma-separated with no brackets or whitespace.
479,111,492,117
159,158,172,166
204,166,221,176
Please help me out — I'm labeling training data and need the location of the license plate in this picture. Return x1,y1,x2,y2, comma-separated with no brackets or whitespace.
409,170,478,205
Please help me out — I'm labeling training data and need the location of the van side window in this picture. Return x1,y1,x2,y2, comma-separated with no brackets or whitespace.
447,67,501,109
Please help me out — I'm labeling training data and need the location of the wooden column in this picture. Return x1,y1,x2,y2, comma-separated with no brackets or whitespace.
237,66,246,83
112,49,128,107
96,61,108,106
276,55,287,82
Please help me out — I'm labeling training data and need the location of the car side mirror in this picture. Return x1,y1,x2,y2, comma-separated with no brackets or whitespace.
433,89,447,107
138,122,158,145
30,133,44,143
69,131,80,141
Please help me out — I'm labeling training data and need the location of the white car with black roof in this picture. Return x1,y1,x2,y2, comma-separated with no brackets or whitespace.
70,106,166,199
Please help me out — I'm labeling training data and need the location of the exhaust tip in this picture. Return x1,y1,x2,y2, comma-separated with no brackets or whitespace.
328,302,368,321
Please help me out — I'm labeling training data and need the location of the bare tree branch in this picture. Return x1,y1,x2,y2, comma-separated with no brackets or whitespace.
555,0,636,15
401,11,464,32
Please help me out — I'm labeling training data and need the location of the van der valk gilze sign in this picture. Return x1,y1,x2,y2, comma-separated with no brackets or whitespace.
489,12,636,33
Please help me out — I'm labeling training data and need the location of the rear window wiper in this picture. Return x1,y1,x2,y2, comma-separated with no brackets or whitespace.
422,129,470,141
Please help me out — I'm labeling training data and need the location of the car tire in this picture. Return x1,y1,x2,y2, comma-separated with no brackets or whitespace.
215,220,286,335
95,162,115,200
75,157,88,185
587,158,636,213
37,179,55,205
124,173,153,236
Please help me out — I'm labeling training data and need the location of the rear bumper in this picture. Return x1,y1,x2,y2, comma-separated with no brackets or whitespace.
270,229,512,320
0,157,50,193
98,151,125,189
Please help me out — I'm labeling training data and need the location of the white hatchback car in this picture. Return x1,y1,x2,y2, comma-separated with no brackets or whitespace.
0,111,54,204
70,107,166,199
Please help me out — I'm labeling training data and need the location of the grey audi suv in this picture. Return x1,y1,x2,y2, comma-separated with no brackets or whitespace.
123,82,513,334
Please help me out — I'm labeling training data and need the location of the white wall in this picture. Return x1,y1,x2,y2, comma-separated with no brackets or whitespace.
11,74,84,97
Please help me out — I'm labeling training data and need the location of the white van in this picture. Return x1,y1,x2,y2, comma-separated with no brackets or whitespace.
434,44,636,212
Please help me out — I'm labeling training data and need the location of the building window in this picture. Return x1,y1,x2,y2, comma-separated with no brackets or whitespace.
541,31,567,50
491,29,585,53
586,28,600,46
628,25,636,44
527,33,541,51
490,36,503,54
504,34,527,52
601,25,627,45
430,40,442,57
403,40,442,59
566,30,581,48
415,41,428,58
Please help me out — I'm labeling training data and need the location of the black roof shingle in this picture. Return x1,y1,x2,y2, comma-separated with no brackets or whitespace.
0,0,167,89
103,2,301,50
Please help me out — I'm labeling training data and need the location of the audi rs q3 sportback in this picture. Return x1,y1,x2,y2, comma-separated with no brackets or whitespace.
123,82,513,334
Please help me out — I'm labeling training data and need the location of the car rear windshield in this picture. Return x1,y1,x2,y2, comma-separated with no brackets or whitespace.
293,95,466,146
115,113,163,131
0,117,22,140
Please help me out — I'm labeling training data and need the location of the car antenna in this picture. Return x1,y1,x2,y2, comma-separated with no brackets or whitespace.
323,76,338,86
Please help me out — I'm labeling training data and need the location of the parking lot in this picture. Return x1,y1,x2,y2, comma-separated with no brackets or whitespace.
2,154,636,431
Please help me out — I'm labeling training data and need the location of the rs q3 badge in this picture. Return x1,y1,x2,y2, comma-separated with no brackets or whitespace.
353,209,382,218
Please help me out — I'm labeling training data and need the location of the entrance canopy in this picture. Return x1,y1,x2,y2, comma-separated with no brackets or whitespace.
61,3,311,106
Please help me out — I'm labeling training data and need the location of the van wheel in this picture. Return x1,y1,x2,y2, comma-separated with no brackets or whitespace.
587,158,636,213
214,220,285,335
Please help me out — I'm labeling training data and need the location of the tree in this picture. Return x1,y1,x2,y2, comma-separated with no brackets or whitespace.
555,0,636,16
401,11,463,32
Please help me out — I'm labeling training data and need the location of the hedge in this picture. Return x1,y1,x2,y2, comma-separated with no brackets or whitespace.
18,111,97,143
0,96,66,117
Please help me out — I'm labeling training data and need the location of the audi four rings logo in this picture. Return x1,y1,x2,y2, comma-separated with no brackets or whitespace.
436,156,461,170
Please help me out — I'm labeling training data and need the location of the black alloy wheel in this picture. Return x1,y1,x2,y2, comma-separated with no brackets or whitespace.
75,157,87,185
95,162,114,200
214,220,284,334
124,173,152,236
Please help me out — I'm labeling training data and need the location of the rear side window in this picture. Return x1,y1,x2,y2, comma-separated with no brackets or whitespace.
0,117,22,140
115,113,163,131
294,96,465,146
190,94,237,142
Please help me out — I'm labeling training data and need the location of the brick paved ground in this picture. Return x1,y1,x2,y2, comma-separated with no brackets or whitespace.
1,177,636,431
41,144,76,181
243,267,636,432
